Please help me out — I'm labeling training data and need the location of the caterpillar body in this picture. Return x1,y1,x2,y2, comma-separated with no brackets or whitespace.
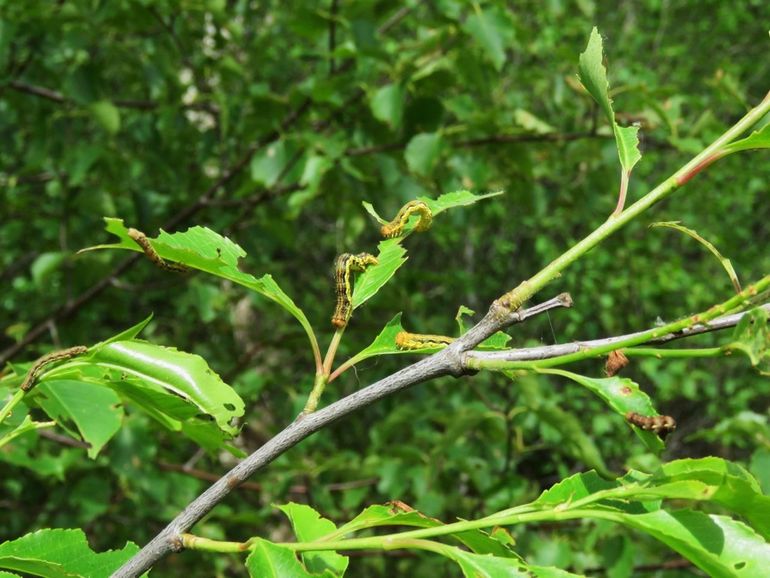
395,331,455,350
331,252,378,328
380,200,433,239
605,350,629,377
128,228,190,273
21,346,89,392
625,412,676,436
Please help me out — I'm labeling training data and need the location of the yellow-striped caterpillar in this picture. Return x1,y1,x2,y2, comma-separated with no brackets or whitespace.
395,331,455,350
21,346,89,392
331,252,378,328
127,228,190,273
625,412,676,436
381,200,433,238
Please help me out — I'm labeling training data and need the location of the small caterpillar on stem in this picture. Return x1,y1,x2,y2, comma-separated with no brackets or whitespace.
395,331,455,350
381,200,433,238
21,346,89,392
331,252,378,328
127,228,190,273
625,411,676,436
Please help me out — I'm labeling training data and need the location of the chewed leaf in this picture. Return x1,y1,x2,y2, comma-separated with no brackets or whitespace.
362,201,386,224
578,28,642,174
351,239,407,309
538,368,664,452
89,339,244,436
277,503,348,575
725,307,770,375
650,221,741,292
81,219,318,361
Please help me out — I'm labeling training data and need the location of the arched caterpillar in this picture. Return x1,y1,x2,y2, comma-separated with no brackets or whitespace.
381,200,433,238
625,412,676,436
331,252,378,328
395,331,454,350
127,228,190,273
21,346,89,392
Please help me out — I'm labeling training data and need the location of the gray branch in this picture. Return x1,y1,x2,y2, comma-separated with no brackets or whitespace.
112,295,571,577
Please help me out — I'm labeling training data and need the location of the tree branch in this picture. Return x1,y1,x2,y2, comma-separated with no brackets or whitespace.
111,296,564,577
465,302,770,366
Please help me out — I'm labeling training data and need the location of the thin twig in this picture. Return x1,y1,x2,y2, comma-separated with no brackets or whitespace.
465,302,770,365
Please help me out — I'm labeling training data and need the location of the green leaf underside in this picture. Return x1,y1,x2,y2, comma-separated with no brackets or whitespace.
35,380,123,458
82,219,315,352
0,529,138,578
725,308,770,375
578,27,641,174
277,504,348,575
538,369,664,452
89,339,244,435
651,221,740,291
351,239,407,309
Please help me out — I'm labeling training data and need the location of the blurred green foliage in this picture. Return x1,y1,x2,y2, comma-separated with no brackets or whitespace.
1,0,769,575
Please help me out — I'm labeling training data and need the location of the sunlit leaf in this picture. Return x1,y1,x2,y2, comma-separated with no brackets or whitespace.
351,239,407,310
245,539,331,578
0,529,137,578
277,503,348,575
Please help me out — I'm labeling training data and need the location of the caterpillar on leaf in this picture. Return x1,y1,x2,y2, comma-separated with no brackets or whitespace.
395,331,454,350
625,411,676,436
331,252,378,328
381,200,433,238
128,228,190,273
21,346,89,392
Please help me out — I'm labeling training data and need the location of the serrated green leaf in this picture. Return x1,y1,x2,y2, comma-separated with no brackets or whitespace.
277,503,348,575
89,100,120,134
538,369,664,452
245,539,333,578
0,529,138,578
35,380,123,458
81,219,317,361
725,308,770,375
578,28,641,174
613,510,770,577
650,221,741,292
370,83,404,129
405,132,443,176
578,28,613,122
614,124,642,173
350,239,407,310
722,122,770,155
88,339,244,435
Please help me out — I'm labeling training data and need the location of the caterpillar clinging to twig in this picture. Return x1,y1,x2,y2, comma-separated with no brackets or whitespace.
625,412,676,436
21,346,89,392
331,252,378,328
128,228,190,273
380,200,433,238
395,331,455,350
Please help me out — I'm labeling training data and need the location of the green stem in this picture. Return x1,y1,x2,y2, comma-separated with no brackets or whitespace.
621,347,724,359
0,420,55,450
182,534,249,553
471,274,770,371
0,389,24,425
493,95,770,315
303,327,345,413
